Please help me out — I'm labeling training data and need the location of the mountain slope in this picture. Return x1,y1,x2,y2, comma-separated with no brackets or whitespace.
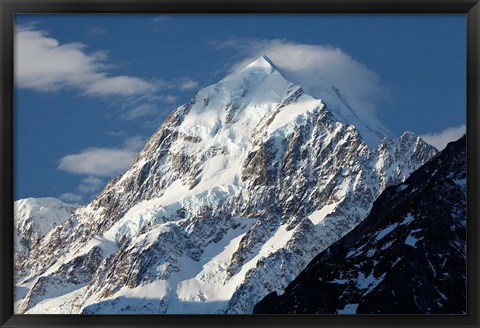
14,56,437,314
253,136,466,314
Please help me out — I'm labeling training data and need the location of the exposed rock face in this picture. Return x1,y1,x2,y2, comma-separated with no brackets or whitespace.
254,136,466,314
14,56,437,314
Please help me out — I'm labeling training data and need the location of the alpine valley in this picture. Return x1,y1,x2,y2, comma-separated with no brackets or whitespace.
14,56,450,314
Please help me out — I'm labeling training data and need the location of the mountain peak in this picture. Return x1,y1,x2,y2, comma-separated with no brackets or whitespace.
243,55,278,73
14,49,440,315
259,54,276,67
234,55,392,148
219,54,283,89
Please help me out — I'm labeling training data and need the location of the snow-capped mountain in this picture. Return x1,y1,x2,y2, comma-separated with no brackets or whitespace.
14,56,437,314
14,197,80,305
14,197,79,261
254,136,466,314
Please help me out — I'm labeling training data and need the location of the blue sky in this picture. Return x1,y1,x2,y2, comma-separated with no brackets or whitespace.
14,14,466,203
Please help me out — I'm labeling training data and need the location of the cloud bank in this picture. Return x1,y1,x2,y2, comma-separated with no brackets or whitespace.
420,124,466,150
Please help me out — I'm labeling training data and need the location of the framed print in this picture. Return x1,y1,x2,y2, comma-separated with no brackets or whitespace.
1,0,479,327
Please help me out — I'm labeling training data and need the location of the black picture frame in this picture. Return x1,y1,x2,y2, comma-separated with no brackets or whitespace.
1,1,479,327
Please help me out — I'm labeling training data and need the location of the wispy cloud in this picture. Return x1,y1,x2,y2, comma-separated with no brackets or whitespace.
57,136,146,177
163,95,178,103
87,26,107,36
58,177,105,203
153,15,170,24
215,38,390,116
15,25,156,97
122,135,146,151
84,76,156,97
152,15,171,30
118,93,177,121
77,176,104,194
107,130,128,137
160,78,200,92
58,192,83,203
179,79,199,91
121,104,159,121
420,124,465,150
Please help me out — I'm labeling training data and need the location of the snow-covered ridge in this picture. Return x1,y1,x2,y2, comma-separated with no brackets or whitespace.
14,56,437,315
14,197,80,253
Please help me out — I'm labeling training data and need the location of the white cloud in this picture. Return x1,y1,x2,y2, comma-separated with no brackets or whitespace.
58,148,137,176
15,26,156,96
218,39,389,115
57,136,146,177
420,124,466,150
179,79,199,91
58,192,83,203
15,24,199,122
85,76,155,97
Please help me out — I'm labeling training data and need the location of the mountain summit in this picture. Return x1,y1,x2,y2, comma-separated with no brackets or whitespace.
15,57,436,314
242,55,278,72
224,55,394,147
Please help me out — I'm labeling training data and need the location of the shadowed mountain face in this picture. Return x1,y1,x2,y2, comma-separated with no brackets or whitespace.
254,136,466,314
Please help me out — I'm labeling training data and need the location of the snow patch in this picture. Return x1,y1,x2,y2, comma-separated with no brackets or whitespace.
375,223,398,241
337,303,358,314
328,278,349,285
404,233,423,248
308,202,337,225
453,178,466,187
356,270,386,294
400,213,415,225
